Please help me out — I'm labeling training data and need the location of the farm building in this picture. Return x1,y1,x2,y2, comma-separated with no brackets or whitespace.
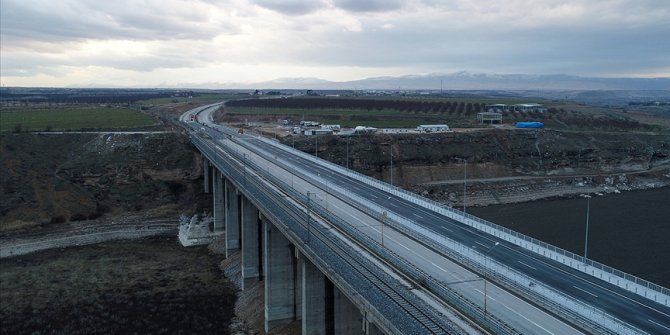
477,112,503,124
416,124,450,133
304,129,333,136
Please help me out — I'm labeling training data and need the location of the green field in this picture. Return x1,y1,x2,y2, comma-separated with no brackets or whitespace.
0,106,156,132
139,93,247,106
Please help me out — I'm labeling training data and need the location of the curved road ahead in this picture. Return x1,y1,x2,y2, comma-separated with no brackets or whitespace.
188,103,670,334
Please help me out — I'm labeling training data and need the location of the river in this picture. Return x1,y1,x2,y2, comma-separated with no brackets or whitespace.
469,187,670,288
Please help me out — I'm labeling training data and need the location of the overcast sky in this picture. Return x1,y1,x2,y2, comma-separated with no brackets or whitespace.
1,0,668,87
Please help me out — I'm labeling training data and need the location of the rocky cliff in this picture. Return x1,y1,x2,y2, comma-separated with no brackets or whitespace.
288,129,670,205
0,132,205,231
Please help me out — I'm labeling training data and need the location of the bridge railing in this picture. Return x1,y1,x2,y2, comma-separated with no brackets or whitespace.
191,134,469,335
221,132,649,334
207,134,520,335
254,133,669,305
272,154,641,335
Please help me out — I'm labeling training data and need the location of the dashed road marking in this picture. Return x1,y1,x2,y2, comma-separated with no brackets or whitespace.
573,285,598,298
649,319,670,332
518,261,537,271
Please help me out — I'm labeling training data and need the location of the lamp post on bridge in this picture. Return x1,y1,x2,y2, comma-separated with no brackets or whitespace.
381,211,387,248
484,241,500,315
390,149,393,186
454,158,467,216
346,135,350,169
583,194,592,260
305,191,319,243
243,153,248,186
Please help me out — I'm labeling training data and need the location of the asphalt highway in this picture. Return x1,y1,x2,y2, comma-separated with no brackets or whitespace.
188,103,670,334
252,136,670,334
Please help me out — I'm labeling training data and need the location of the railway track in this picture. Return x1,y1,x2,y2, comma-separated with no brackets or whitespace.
194,133,469,334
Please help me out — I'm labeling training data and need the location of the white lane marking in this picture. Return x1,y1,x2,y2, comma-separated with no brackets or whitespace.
429,261,447,273
501,304,556,335
413,213,423,219
518,260,537,271
573,286,598,298
469,224,670,319
474,241,488,249
396,242,410,251
473,288,497,301
649,319,670,332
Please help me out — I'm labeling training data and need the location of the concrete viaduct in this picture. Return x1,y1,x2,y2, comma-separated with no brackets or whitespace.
179,103,670,335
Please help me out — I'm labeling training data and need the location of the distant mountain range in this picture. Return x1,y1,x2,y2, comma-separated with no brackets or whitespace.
236,72,670,91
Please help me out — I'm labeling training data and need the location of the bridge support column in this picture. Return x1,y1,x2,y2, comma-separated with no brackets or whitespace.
363,316,383,335
301,257,326,335
241,197,260,289
264,220,296,331
225,180,240,257
203,158,211,193
213,171,225,232
334,286,364,335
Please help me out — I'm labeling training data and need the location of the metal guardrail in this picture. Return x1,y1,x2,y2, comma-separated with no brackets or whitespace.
212,135,518,335
238,132,659,334
255,133,670,305
242,137,641,335
185,109,661,334
190,134,466,334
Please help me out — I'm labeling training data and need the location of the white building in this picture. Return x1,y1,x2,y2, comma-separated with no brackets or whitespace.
416,124,450,133
321,124,341,131
304,129,333,136
477,112,503,124
353,126,377,134
300,121,320,127
514,103,548,113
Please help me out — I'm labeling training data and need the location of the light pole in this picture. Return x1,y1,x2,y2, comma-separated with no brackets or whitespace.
306,191,313,243
381,211,388,247
346,135,350,169
315,132,318,158
390,150,393,186
243,153,247,186
484,242,500,314
583,194,591,260
455,158,467,215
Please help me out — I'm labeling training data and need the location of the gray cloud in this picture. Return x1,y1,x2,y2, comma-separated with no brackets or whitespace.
332,0,406,12
0,0,236,44
1,0,668,86
251,0,327,15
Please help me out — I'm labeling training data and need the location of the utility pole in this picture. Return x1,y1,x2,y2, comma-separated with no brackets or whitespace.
346,135,350,169
584,195,591,260
381,211,387,247
306,191,312,243
484,242,500,314
390,150,393,186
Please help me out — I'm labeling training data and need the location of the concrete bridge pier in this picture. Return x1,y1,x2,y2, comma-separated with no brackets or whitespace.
241,197,261,289
213,171,225,232
301,256,327,335
334,286,365,335
363,315,384,335
225,180,241,258
264,220,297,331
203,157,211,193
